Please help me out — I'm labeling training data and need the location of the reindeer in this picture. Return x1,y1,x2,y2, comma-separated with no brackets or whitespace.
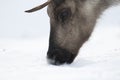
25,0,120,65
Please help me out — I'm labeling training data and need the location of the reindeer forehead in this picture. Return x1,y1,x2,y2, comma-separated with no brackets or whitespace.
49,0,77,10
53,0,65,6
47,0,76,16
49,0,87,10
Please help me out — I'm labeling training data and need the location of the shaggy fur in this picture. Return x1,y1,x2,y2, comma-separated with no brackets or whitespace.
46,0,120,65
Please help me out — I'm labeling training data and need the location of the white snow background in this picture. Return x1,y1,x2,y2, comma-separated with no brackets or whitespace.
0,0,120,80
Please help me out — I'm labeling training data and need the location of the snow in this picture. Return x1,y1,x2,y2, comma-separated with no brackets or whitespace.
0,0,120,80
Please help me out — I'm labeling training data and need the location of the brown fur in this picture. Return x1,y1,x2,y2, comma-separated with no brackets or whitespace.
25,0,120,65
46,0,120,65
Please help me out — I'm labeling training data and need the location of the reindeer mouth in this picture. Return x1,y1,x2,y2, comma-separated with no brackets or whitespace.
47,46,75,65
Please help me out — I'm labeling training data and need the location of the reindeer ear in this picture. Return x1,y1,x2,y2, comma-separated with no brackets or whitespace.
53,0,65,6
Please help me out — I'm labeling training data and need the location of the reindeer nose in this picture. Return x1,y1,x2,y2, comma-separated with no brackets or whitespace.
47,47,75,65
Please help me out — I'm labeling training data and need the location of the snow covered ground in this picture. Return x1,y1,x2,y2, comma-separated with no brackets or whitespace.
0,0,120,80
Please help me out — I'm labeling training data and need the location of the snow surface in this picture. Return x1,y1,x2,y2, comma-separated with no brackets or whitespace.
0,1,120,80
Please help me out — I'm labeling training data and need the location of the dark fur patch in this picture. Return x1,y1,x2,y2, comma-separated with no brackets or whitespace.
53,0,65,6
47,40,76,65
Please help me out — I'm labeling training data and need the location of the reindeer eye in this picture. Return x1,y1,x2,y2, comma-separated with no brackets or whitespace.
58,8,71,22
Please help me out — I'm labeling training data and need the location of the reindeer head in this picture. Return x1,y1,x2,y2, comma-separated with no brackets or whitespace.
26,0,102,65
